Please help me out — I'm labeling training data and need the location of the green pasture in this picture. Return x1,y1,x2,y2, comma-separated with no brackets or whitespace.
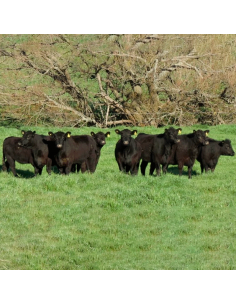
0,124,235,270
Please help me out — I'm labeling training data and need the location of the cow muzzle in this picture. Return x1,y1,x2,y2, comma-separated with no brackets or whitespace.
57,144,62,148
123,141,129,145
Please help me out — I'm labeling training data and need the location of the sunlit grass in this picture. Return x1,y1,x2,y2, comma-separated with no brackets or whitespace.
0,124,235,269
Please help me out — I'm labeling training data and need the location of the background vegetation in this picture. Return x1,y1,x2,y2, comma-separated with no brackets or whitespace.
0,124,235,270
0,34,236,128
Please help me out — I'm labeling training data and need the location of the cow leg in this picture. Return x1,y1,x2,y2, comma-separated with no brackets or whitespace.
2,160,10,172
157,167,161,176
125,165,131,174
7,158,19,177
76,164,81,173
117,159,124,172
130,162,139,176
71,164,76,173
46,158,52,175
162,164,168,174
140,161,148,176
38,168,43,175
81,161,87,173
65,164,72,175
188,166,193,179
151,157,161,176
58,167,65,175
87,157,96,173
149,162,155,175
200,163,204,174
153,161,161,176
2,157,9,172
178,162,184,176
34,167,40,176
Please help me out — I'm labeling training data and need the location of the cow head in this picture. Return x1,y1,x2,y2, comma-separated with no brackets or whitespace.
91,131,110,147
18,130,36,147
115,129,137,146
48,131,71,149
219,139,235,156
164,127,182,144
193,130,210,146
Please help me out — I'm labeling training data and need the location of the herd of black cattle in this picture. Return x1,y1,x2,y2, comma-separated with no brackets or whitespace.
1,127,235,179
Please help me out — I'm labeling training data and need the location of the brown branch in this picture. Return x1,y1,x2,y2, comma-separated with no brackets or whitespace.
106,119,133,126
96,72,136,124
43,94,97,125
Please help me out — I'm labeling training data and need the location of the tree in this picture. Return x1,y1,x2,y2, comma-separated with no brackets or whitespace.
0,34,236,127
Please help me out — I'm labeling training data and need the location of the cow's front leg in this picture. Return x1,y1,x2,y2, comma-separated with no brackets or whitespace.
130,162,139,175
117,158,124,172
65,164,72,175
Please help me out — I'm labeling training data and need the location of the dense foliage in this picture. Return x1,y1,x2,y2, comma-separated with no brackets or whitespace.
0,34,236,127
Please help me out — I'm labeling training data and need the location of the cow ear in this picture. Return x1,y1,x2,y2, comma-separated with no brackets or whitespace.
48,132,53,136
178,128,182,134
21,130,25,135
106,132,110,138
219,140,225,146
193,130,196,133
66,132,71,138
132,130,137,136
205,130,210,136
91,132,95,137
115,129,120,134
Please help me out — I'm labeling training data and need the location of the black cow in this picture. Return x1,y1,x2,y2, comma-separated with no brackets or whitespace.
74,131,110,173
2,136,35,177
136,127,182,176
115,129,142,175
197,138,235,173
47,131,97,175
18,130,52,175
167,129,209,178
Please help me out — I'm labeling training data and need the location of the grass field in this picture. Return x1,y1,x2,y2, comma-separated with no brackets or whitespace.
0,124,235,270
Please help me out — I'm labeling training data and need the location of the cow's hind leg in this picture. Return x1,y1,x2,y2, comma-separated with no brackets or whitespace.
162,163,168,174
140,161,148,176
2,160,10,172
7,158,19,177
188,165,193,179
178,162,184,177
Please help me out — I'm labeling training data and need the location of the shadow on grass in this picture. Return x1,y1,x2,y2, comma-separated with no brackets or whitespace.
167,166,199,177
0,165,59,179
143,164,199,177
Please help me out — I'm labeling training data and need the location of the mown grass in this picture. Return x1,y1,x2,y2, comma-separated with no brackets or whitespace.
0,124,235,270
